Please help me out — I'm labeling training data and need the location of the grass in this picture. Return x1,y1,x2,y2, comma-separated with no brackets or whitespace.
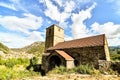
0,58,29,68
0,57,40,80
48,65,100,75
0,65,40,80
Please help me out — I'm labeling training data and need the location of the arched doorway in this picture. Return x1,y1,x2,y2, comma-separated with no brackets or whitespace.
48,55,61,70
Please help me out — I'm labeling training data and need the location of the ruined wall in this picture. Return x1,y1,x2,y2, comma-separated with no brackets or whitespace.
99,60,111,72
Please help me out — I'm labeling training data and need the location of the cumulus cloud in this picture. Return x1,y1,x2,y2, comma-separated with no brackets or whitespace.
0,32,29,48
43,0,75,28
90,22,120,46
71,2,97,39
91,22,120,38
27,31,45,41
0,13,43,34
0,31,45,48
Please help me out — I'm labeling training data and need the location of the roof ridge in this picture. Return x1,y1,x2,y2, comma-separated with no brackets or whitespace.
58,34,105,44
47,34,105,50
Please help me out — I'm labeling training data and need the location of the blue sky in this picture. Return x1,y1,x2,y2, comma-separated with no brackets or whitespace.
0,0,120,48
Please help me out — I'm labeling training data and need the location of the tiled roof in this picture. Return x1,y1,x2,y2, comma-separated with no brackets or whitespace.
48,34,105,50
55,50,74,60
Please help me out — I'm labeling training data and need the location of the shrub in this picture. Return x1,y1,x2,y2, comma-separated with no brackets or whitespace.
74,64,94,74
4,58,29,68
0,65,40,80
30,57,38,66
110,53,120,61
48,66,67,74
0,57,4,65
48,65,99,75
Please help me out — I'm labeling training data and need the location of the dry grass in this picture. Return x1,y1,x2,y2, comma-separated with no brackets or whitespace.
19,74,120,80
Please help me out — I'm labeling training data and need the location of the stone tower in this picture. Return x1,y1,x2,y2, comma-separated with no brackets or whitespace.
45,24,64,51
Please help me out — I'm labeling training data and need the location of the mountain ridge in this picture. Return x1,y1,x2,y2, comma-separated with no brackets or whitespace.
0,42,10,54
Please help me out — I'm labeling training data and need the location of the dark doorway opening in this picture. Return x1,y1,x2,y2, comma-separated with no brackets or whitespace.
48,55,61,70
74,59,79,66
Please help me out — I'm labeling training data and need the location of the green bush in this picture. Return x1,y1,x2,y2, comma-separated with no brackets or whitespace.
0,67,40,80
4,58,29,68
0,57,4,65
110,53,120,61
30,57,38,66
48,66,67,74
48,65,98,75
74,64,95,74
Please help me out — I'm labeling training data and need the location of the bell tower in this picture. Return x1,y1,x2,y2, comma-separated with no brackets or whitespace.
45,24,64,51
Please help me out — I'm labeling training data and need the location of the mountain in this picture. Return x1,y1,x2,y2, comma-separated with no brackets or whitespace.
0,42,10,54
12,41,45,56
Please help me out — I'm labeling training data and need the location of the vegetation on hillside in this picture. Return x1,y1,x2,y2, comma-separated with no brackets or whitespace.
109,47,120,61
0,42,10,54
0,42,44,80
12,42,45,56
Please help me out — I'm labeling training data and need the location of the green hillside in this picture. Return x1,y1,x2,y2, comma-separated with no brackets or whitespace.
12,42,45,56
0,42,10,54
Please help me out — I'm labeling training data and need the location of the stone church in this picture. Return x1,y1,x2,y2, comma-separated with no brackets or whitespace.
42,24,110,72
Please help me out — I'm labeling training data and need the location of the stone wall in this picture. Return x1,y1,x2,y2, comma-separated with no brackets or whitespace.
98,60,120,74
62,46,106,68
98,60,111,72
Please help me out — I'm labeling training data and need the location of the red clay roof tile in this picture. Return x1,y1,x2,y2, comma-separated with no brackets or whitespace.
55,50,74,60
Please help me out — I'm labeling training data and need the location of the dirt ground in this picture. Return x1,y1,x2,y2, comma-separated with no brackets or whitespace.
19,74,120,80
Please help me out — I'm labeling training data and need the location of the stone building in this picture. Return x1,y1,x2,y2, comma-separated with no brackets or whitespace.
42,24,110,72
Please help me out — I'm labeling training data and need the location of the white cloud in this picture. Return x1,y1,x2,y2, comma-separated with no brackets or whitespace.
91,22,120,46
10,0,29,12
43,0,75,28
0,13,44,48
27,31,45,41
0,13,43,34
0,32,30,48
0,31,45,48
91,22,120,38
64,1,75,13
71,2,97,39
44,0,61,22
0,2,17,11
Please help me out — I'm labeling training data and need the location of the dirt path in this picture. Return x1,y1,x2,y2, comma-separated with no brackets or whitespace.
19,74,120,80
